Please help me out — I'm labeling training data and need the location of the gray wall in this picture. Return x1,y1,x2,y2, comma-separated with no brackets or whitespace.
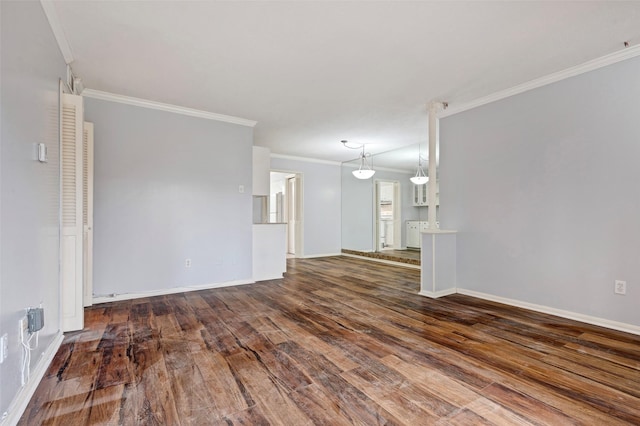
440,55,640,326
341,165,423,251
270,157,341,256
1,1,65,416
85,98,254,297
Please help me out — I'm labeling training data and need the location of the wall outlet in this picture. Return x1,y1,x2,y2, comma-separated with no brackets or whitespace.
614,280,627,295
0,334,8,363
185,258,192,268
238,185,245,193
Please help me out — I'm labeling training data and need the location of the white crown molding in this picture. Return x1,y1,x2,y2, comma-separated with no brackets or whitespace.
441,44,640,118
271,153,342,166
40,0,74,64
82,89,257,127
342,162,410,175
457,288,640,336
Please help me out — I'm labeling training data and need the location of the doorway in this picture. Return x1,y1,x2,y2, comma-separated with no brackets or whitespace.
270,171,303,258
375,180,401,252
287,176,297,255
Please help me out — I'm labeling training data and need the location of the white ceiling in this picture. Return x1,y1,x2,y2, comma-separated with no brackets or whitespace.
52,1,640,163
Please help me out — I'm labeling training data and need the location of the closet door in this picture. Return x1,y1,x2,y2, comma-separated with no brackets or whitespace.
83,122,94,307
61,93,84,331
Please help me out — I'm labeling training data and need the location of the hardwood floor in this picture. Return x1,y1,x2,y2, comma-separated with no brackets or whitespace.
20,256,640,425
341,248,421,266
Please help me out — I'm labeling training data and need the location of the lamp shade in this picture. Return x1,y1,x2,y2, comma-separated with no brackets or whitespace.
353,169,375,179
410,175,428,185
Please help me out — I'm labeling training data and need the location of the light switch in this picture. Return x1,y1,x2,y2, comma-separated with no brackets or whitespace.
239,185,245,193
37,143,47,162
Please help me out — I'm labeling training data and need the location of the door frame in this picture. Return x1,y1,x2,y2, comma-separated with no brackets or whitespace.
273,169,304,258
374,179,401,252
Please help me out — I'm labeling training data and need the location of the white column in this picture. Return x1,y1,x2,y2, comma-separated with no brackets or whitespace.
427,101,439,229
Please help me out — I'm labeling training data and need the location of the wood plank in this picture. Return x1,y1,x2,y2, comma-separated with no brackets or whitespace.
18,256,640,425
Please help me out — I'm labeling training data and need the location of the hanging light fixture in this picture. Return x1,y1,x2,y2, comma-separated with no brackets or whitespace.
353,145,375,179
342,140,375,179
410,146,428,185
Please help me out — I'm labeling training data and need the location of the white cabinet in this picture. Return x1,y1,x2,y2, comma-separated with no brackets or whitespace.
412,183,439,207
253,224,286,281
407,221,438,248
406,221,421,248
413,184,427,206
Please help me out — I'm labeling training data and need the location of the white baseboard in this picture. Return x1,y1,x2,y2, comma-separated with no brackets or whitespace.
457,288,640,336
253,274,284,282
3,331,64,426
302,252,342,259
93,279,255,304
418,288,457,299
341,253,421,270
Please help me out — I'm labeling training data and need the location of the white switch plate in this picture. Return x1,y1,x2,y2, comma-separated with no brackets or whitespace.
37,143,47,162
0,334,7,363
185,258,192,268
614,280,627,295
238,185,245,193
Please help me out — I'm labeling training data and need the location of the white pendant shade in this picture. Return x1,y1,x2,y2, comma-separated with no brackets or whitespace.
410,175,428,185
353,169,375,179
411,147,428,185
346,141,375,179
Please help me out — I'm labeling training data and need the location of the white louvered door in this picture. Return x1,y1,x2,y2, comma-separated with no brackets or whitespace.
83,122,94,307
61,93,84,331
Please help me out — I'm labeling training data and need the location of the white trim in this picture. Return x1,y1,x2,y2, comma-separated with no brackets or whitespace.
343,161,409,175
40,1,74,64
82,89,257,127
271,153,341,166
92,279,255,304
341,253,421,270
421,229,458,234
418,288,456,299
441,45,640,118
253,274,284,282
3,332,64,426
431,234,436,293
457,288,640,336
302,252,342,259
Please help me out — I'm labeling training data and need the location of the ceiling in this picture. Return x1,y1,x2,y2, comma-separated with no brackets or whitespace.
51,1,640,163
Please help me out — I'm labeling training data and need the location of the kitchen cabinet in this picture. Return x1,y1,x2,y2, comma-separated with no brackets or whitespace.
253,223,286,280
412,183,439,207
407,220,439,248
406,221,421,248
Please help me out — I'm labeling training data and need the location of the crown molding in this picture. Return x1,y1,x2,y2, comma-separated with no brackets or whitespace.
82,89,257,127
342,162,410,175
271,153,341,166
40,0,74,64
441,44,640,118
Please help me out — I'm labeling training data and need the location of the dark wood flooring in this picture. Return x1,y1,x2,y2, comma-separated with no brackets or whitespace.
20,256,640,425
341,249,421,266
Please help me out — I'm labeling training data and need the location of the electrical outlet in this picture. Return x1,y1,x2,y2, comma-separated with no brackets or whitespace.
0,334,8,363
614,280,627,295
238,185,245,193
185,258,192,268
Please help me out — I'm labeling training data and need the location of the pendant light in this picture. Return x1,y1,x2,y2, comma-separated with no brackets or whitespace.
410,146,428,185
342,140,375,179
353,145,375,179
